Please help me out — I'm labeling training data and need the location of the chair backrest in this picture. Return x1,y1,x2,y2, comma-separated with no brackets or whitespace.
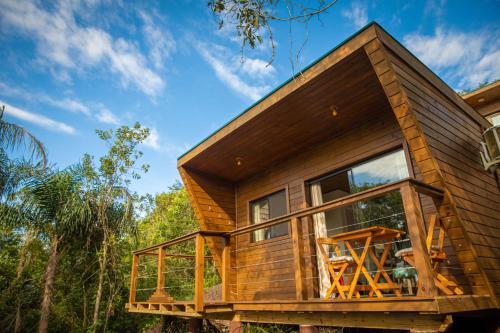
316,237,341,265
425,214,446,254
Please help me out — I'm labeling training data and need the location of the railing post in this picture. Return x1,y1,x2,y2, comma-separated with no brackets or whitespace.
222,236,231,303
129,254,139,304
400,183,437,297
291,217,306,300
157,246,165,293
194,234,205,312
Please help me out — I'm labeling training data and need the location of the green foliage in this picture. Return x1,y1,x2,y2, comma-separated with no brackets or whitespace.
0,122,192,332
1,105,47,166
137,181,198,247
208,0,339,63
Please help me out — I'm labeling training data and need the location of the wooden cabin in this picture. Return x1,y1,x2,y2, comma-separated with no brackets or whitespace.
127,23,500,332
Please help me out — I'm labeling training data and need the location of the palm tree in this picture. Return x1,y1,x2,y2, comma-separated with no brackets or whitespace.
1,105,47,166
0,148,43,200
5,168,92,333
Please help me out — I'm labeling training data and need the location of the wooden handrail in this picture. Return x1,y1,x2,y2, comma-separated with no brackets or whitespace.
133,230,228,255
230,178,442,237
132,178,443,252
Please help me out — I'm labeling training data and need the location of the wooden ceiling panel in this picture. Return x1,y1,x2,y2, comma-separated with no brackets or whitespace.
184,49,393,182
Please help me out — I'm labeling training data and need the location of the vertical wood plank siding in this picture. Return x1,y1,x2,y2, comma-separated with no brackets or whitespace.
365,37,499,302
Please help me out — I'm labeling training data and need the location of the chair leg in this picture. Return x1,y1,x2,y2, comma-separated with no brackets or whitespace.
404,255,464,296
434,271,463,295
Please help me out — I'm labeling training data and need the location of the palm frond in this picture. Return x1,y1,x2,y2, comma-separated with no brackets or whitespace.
0,106,47,166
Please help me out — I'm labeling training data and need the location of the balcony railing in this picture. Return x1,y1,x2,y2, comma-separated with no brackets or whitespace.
129,178,467,312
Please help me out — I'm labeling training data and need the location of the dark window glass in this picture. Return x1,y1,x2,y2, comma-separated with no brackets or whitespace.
250,190,288,242
308,149,410,237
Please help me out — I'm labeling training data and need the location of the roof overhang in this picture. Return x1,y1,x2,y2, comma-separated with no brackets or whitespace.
462,81,500,117
177,22,491,182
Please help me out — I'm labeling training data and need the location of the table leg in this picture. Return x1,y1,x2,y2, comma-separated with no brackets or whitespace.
359,265,383,298
346,236,372,299
368,243,401,296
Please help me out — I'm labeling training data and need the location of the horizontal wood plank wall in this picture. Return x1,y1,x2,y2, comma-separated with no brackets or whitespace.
234,108,403,301
365,38,499,303
179,167,236,280
410,154,471,292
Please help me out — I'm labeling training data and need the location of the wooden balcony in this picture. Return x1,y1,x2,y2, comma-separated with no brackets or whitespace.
126,178,494,329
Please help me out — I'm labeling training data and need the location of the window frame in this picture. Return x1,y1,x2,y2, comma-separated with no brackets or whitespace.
247,186,290,243
305,146,413,206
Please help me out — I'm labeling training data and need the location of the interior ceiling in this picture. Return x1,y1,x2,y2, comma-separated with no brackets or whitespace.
183,49,394,182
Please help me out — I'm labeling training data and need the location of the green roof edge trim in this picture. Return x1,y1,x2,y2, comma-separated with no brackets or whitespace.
177,21,378,161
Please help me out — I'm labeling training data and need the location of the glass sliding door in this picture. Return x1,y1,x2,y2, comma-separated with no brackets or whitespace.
309,149,410,297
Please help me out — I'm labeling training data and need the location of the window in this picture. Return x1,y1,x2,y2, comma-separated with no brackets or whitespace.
250,190,288,242
308,149,409,237
487,112,500,126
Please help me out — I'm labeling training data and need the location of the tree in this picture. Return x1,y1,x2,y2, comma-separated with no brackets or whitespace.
81,123,150,333
3,168,92,333
137,181,198,248
1,105,47,166
209,0,339,63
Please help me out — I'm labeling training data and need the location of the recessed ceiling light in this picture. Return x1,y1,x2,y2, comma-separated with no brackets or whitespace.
329,105,338,117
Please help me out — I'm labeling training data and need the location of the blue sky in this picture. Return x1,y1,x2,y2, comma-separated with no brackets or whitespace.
1,0,499,195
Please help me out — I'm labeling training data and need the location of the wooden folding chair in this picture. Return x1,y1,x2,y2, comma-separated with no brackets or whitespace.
316,238,358,300
395,214,463,296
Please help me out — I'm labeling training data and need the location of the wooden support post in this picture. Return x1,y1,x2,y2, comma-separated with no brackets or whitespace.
222,236,231,303
129,254,139,304
400,184,437,297
188,318,203,333
194,234,205,312
157,246,165,292
229,320,243,333
299,325,319,333
291,217,306,300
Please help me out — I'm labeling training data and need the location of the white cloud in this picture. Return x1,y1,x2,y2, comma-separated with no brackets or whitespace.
0,0,166,97
143,127,161,150
46,97,90,115
194,42,275,101
96,107,119,125
404,27,500,89
0,82,90,115
0,82,123,124
139,11,176,70
342,3,368,29
1,100,76,134
240,58,275,79
141,127,187,156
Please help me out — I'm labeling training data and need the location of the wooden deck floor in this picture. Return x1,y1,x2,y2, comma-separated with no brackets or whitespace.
127,295,495,330
127,295,493,316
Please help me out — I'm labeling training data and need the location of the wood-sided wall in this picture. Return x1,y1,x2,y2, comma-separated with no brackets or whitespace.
365,35,500,302
179,167,236,279
233,107,405,301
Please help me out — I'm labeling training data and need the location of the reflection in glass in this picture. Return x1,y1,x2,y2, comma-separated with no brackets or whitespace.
309,149,411,297
250,190,288,242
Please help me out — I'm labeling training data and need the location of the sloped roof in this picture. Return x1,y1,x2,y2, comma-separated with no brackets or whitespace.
177,22,490,170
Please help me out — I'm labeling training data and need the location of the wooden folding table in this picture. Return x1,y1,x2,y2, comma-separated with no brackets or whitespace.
326,226,403,299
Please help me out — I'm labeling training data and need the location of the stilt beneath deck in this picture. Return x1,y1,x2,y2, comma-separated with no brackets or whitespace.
229,320,243,333
188,318,202,333
299,325,319,333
